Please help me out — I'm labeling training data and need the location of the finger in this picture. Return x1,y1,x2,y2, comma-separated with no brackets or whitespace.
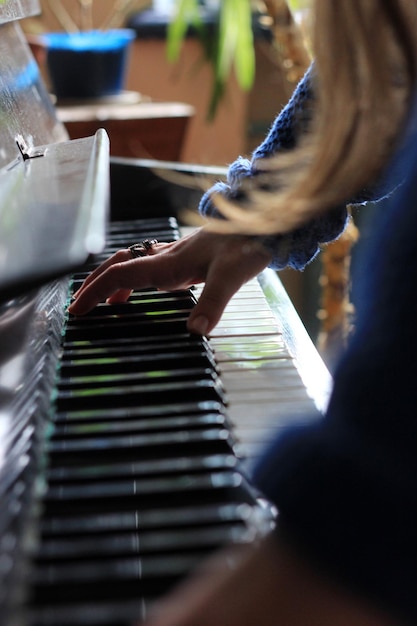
106,288,133,304
187,245,270,335
187,278,240,336
142,544,253,626
69,258,146,315
72,249,132,299
146,241,172,255
73,241,175,300
68,252,197,316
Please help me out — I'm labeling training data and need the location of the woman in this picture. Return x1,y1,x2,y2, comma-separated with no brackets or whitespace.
70,2,417,624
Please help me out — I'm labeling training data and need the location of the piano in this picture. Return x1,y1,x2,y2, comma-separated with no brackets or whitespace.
0,2,332,625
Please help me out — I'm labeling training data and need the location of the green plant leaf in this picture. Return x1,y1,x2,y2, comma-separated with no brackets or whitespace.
167,0,202,62
234,0,255,89
168,0,255,119
287,0,311,11
213,0,255,95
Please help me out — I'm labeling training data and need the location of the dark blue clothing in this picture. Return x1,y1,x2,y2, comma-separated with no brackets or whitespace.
253,116,417,624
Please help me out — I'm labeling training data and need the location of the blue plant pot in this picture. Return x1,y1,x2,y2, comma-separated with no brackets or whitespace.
43,29,135,100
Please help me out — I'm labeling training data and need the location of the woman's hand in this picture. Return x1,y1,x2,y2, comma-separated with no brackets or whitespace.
68,228,272,335
140,531,399,626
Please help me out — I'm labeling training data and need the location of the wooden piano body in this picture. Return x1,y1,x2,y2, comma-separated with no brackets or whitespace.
0,2,331,625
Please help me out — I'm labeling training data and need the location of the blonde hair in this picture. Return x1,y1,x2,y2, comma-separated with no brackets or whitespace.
210,0,417,236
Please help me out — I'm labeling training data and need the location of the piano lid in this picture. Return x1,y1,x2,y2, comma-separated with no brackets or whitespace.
0,129,110,302
0,0,40,24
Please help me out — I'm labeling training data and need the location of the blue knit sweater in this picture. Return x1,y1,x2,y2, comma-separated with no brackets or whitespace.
199,65,396,269
252,106,417,624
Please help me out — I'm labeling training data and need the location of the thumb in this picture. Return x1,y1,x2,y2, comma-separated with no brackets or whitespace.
187,268,246,336
186,237,272,336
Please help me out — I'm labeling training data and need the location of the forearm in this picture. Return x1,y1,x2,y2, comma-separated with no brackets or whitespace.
199,64,349,270
144,527,403,626
199,60,402,271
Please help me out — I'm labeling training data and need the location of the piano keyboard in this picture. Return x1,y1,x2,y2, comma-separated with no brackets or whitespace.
23,217,330,626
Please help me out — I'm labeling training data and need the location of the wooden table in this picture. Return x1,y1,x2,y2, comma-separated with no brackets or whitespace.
56,93,195,161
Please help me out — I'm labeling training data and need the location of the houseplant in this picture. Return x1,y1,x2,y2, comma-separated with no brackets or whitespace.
168,0,255,119
167,0,311,119
40,0,149,100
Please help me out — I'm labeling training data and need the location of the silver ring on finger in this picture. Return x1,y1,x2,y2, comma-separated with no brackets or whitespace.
128,238,158,259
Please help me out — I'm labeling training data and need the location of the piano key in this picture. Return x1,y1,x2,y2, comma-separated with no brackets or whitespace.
59,353,219,379
55,379,227,412
71,292,196,315
57,367,219,391
28,599,147,626
63,317,193,341
31,553,206,603
46,427,235,459
45,453,238,483
53,400,225,424
61,337,211,358
62,334,208,357
36,524,253,562
40,502,257,537
50,413,229,439
42,471,251,512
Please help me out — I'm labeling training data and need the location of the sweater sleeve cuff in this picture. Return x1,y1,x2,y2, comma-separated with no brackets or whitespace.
199,183,348,271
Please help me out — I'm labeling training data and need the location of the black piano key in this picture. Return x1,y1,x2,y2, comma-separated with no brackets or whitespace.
107,216,179,230
53,400,225,424
133,291,197,308
28,599,147,626
45,453,238,484
107,216,177,229
107,221,180,240
68,288,193,306
65,310,192,328
104,239,179,254
59,351,218,378
63,317,192,341
61,337,210,358
105,230,179,245
107,226,179,237
62,338,209,359
36,524,251,562
67,289,193,303
46,428,235,466
40,472,252,517
67,290,195,308
69,295,195,318
40,502,255,537
50,413,229,440
31,552,206,604
54,379,227,412
56,367,218,391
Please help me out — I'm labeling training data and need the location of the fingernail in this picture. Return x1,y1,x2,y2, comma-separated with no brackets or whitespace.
189,315,209,335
